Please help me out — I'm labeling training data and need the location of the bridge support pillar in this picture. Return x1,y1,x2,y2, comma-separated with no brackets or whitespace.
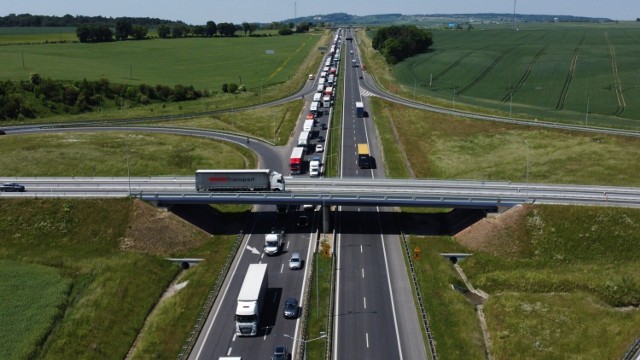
322,205,330,233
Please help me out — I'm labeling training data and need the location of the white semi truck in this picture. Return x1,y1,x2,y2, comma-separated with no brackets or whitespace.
195,169,285,192
235,263,268,336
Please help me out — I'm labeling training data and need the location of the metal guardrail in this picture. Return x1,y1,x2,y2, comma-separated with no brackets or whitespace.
622,338,640,360
177,231,244,359
401,232,438,360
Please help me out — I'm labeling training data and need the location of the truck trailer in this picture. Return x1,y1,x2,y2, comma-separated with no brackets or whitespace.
303,119,314,132
235,263,268,336
195,169,285,192
357,143,371,169
297,131,310,148
356,102,364,117
289,147,304,175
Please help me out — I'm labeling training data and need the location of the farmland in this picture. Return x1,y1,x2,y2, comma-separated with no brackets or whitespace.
388,23,640,130
0,29,322,91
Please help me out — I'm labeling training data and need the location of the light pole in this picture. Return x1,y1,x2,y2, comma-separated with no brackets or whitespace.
284,332,326,360
525,140,530,203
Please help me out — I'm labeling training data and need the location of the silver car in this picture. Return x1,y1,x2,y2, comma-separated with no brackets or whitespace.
288,252,302,270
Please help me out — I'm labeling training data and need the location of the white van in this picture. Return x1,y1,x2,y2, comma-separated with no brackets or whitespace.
317,84,324,92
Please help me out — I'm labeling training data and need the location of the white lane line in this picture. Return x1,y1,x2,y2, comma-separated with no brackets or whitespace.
366,332,369,348
232,334,236,342
280,263,284,273
227,347,233,355
360,244,363,253
362,268,365,278
363,297,367,309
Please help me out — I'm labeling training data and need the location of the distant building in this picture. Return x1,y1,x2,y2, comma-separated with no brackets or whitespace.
448,22,458,29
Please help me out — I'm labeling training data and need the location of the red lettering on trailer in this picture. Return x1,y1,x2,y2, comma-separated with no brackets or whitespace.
208,177,228,182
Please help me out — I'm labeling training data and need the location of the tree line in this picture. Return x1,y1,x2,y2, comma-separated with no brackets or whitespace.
0,13,179,27
372,25,433,64
0,75,205,121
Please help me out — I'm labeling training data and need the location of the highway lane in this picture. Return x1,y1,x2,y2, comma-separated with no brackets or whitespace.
189,206,319,359
333,28,426,360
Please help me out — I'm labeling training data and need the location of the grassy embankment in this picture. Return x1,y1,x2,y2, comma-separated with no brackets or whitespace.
367,96,640,358
0,132,254,359
0,28,330,124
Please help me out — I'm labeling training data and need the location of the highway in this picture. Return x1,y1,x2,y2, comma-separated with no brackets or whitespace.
4,27,640,360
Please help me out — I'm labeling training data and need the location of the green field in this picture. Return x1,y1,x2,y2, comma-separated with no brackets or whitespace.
0,30,322,91
371,23,640,129
0,261,71,360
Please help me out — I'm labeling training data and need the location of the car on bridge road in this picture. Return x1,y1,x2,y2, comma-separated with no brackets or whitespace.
0,183,25,192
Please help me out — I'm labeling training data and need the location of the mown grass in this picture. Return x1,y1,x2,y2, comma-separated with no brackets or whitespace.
0,132,255,177
0,132,254,358
407,236,487,359
0,260,71,360
460,205,640,359
369,97,412,178
304,252,333,359
146,100,303,146
373,98,640,186
0,27,78,44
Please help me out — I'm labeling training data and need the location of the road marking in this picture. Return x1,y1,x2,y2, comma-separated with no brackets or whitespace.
260,252,264,259
280,263,284,273
362,268,365,278
366,332,369,348
363,297,367,309
227,347,233,355
232,334,236,341
360,244,363,253
246,245,260,255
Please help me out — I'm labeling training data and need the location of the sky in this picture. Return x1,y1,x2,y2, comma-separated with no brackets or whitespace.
2,0,639,24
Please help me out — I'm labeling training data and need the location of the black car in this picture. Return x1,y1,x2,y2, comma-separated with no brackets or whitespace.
283,297,299,318
272,345,289,360
0,183,25,192
297,215,308,228
317,135,325,142
321,123,327,130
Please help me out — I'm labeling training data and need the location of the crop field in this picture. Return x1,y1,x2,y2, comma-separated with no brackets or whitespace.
0,260,71,360
389,23,640,129
0,29,322,91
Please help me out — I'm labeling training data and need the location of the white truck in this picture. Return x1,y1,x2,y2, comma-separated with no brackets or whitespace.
195,169,285,192
309,156,321,177
312,93,322,102
235,263,268,336
303,119,314,132
264,229,284,255
310,102,319,114
322,95,332,108
297,131,310,147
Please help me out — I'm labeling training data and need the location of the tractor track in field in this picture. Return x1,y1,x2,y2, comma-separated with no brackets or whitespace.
456,48,513,96
605,31,626,116
555,32,586,110
431,51,473,82
407,50,442,84
501,46,548,102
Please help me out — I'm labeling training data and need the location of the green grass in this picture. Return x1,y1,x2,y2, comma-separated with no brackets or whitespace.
304,252,333,359
459,205,640,359
146,100,303,146
0,32,322,90
369,97,412,178
374,98,640,187
407,236,487,359
0,27,77,44
365,24,640,130
0,260,71,360
0,132,256,177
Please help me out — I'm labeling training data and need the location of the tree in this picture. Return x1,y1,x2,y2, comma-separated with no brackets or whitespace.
218,22,236,37
372,25,433,64
29,73,41,86
115,18,132,40
192,25,205,36
171,25,184,38
249,23,258,35
157,24,171,38
278,27,293,36
242,22,250,36
205,21,217,36
131,25,148,40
